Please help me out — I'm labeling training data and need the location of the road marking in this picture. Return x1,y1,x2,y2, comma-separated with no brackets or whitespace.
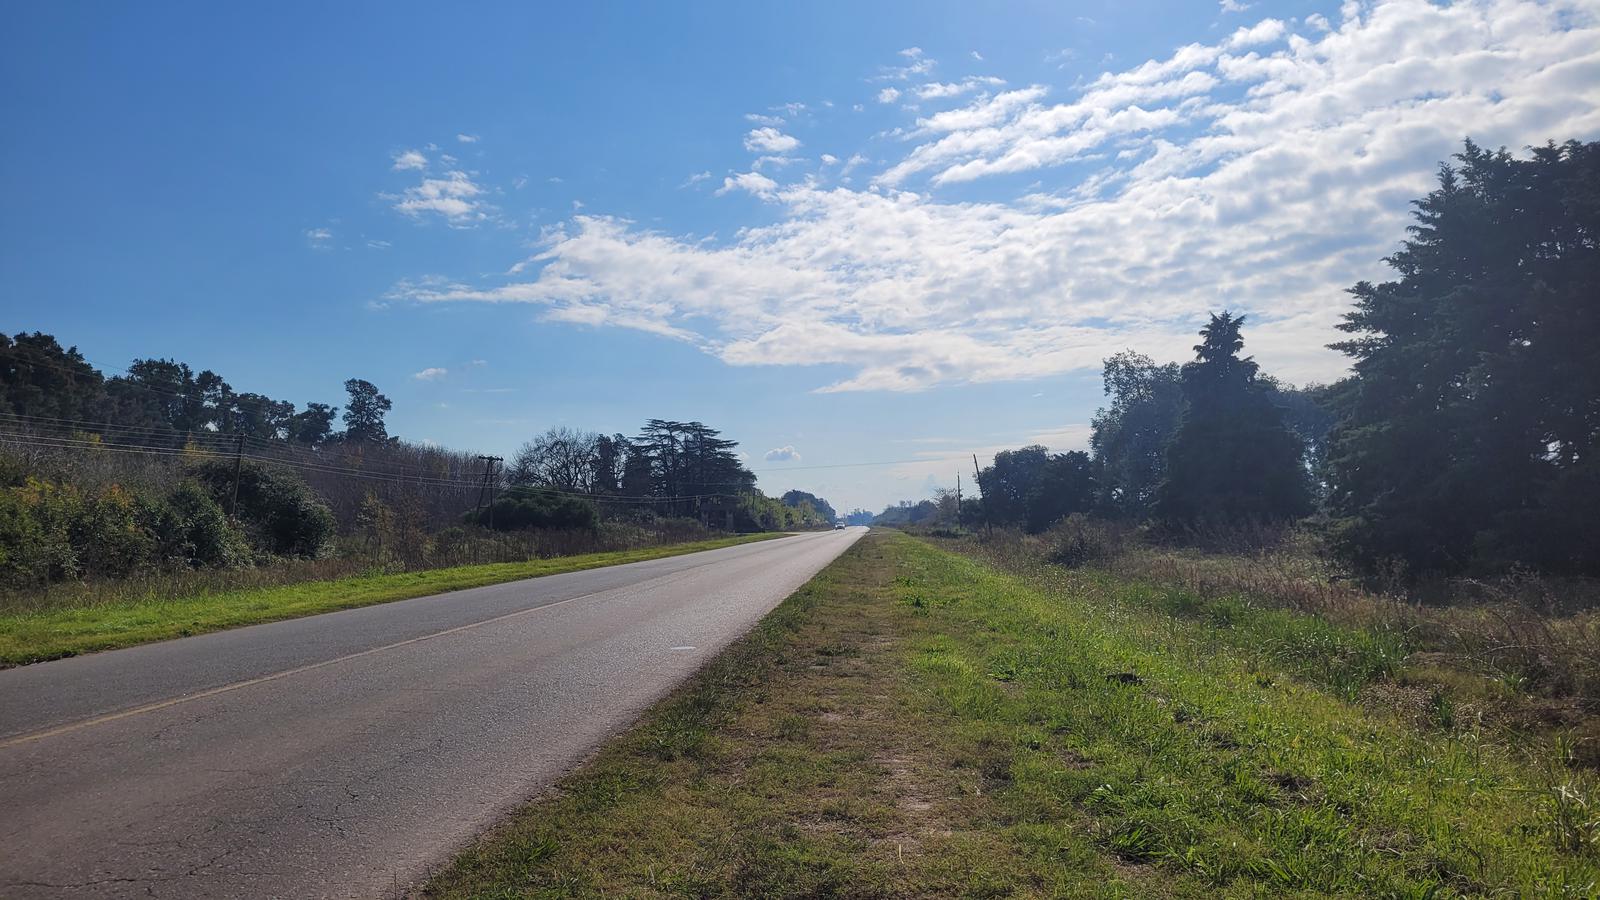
0,530,830,751
669,646,696,651
0,587,619,750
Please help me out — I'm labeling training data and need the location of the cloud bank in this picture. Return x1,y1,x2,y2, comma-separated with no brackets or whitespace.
393,0,1600,391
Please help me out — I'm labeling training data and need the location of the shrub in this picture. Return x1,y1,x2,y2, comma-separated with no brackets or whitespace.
75,484,156,577
1045,514,1132,568
463,485,599,533
149,481,252,570
192,460,334,558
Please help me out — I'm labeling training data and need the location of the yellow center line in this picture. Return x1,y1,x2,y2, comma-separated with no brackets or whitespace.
0,534,823,751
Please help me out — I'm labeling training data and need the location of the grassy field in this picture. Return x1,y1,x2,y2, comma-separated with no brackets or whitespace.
426,530,1599,898
0,533,782,667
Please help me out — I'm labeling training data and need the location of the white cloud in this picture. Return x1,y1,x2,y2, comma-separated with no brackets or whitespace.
880,48,935,81
305,227,333,244
389,0,1600,394
820,153,840,165
744,127,801,153
1219,0,1251,12
412,367,448,381
916,76,1007,100
764,446,801,462
681,170,714,187
1226,17,1287,49
391,149,428,171
877,87,901,104
366,238,391,250
389,170,488,223
971,50,984,61
715,171,779,198
456,133,479,143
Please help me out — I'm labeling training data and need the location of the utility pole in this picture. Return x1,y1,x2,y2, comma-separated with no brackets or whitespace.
475,455,503,529
956,470,962,531
973,453,991,538
474,455,497,524
228,433,245,517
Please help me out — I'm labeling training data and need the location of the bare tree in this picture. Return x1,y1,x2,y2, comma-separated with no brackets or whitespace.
508,427,600,493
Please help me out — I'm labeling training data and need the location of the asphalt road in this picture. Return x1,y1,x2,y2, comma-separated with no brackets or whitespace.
0,527,865,898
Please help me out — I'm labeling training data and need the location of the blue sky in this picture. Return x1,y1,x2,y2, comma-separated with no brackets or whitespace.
4,1,1598,513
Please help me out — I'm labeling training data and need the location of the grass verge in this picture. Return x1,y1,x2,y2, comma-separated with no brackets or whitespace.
425,531,1599,898
0,533,783,667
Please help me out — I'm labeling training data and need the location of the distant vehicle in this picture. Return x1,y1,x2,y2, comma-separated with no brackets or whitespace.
833,523,845,529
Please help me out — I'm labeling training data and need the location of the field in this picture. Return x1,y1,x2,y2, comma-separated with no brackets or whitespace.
427,530,1599,898
0,532,781,667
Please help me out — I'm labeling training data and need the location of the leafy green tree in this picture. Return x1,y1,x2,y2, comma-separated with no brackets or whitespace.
1090,351,1185,518
225,392,295,440
780,490,837,524
1026,451,1097,533
0,332,106,422
1154,313,1311,529
1326,139,1600,575
288,402,338,445
340,379,392,443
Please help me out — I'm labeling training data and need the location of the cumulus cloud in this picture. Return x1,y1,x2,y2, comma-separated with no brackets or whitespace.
1219,0,1251,11
412,367,448,381
915,76,1007,100
388,170,488,223
388,0,1600,393
456,133,479,143
305,227,333,244
877,87,901,104
744,127,801,153
391,149,428,171
715,171,779,198
764,446,801,462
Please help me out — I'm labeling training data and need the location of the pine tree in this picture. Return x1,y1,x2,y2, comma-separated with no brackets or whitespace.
1326,139,1600,575
1154,313,1311,529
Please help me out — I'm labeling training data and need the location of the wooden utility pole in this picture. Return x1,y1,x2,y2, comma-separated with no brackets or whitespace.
228,433,245,517
476,455,504,530
973,453,992,538
474,455,498,523
956,470,962,531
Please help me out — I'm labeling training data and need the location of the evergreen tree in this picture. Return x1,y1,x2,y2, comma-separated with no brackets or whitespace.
1326,139,1600,575
1154,313,1311,529
340,379,392,443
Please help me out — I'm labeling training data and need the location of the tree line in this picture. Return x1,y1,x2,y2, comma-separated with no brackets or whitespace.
0,345,840,589
891,138,1599,579
0,333,396,447
491,423,836,532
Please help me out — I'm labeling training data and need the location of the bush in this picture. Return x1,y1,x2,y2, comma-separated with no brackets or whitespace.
76,484,156,577
1045,514,1132,568
192,461,334,558
149,481,252,569
463,485,598,533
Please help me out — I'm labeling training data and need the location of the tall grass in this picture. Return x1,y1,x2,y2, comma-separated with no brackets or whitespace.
942,519,1600,766
0,518,721,616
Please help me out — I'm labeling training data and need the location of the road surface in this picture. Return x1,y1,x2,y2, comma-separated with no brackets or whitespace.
0,527,865,898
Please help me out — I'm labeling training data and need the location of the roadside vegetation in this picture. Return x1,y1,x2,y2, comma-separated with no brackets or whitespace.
1,339,843,655
427,532,1600,898
0,532,781,667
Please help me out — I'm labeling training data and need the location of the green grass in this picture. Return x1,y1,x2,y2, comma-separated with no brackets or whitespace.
0,533,783,667
425,531,1600,898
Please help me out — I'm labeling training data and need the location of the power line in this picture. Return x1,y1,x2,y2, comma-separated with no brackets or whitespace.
0,431,753,504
